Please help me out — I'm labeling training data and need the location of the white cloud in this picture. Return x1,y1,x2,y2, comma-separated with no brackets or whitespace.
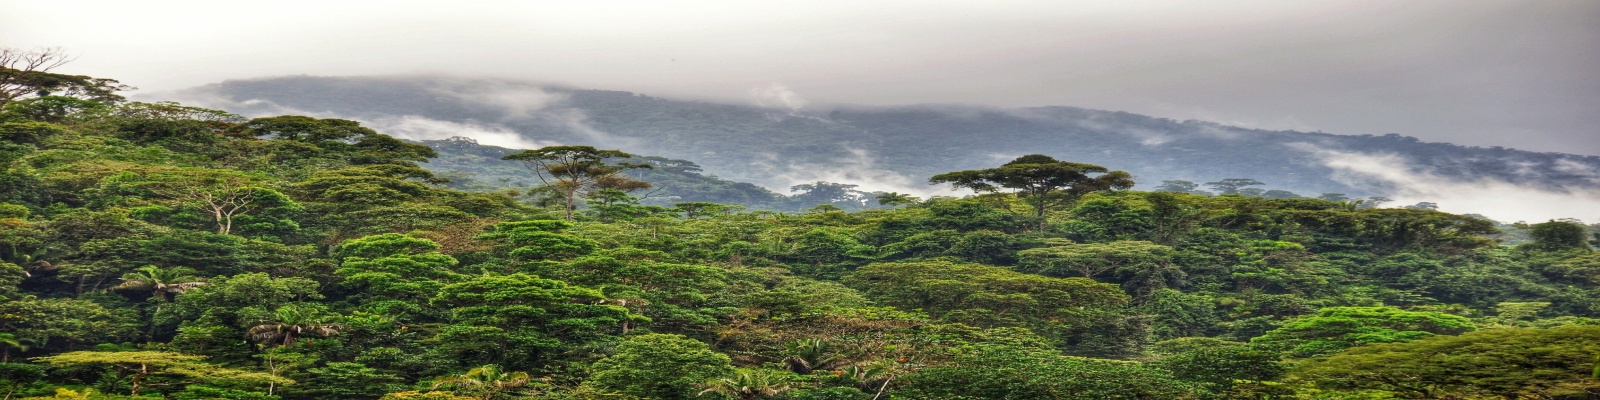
758,146,962,198
749,83,808,112
365,115,558,150
539,108,638,150
1291,143,1600,223
423,78,567,119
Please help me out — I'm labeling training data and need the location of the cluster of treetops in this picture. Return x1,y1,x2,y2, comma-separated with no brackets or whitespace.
417,133,1449,215
2,52,1600,399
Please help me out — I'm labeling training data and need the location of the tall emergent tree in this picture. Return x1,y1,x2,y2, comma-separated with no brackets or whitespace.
0,47,131,108
930,154,1133,222
1203,178,1264,195
501,146,651,220
139,167,272,235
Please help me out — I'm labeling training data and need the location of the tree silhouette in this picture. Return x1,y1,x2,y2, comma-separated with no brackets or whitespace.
1203,178,1263,195
931,154,1133,223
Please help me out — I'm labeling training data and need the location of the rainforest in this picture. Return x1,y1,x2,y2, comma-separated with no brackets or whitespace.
2,56,1600,399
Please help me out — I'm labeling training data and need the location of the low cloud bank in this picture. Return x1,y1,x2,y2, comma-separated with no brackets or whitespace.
1293,143,1600,223
757,147,962,199
364,116,559,150
749,83,808,113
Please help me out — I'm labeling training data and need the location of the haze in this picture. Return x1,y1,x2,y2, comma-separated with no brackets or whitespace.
3,0,1598,155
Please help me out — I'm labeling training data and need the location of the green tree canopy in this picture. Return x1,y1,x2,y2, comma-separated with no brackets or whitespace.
1292,326,1600,398
1251,306,1476,358
1203,178,1264,195
32,351,288,396
930,154,1133,222
585,333,734,400
501,145,650,220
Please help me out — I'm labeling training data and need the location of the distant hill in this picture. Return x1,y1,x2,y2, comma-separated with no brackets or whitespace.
416,137,793,210
158,75,1600,207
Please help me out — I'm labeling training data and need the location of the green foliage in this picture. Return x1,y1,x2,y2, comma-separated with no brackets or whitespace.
0,121,68,145
429,364,534,400
897,343,1199,399
1251,306,1475,358
475,220,597,262
335,234,461,314
1151,338,1284,393
844,261,1140,356
585,333,733,400
1527,219,1592,251
1293,326,1600,398
501,145,650,221
32,351,288,396
931,154,1134,222
431,273,641,369
4,73,1599,400
1017,240,1182,297
0,297,136,352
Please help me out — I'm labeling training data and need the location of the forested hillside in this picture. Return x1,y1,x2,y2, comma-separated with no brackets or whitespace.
165,75,1600,201
4,70,1600,399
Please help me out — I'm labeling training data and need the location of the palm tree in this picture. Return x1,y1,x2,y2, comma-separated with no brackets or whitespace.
431,364,537,400
839,364,891,393
111,265,206,301
247,304,342,346
780,338,847,374
698,369,790,400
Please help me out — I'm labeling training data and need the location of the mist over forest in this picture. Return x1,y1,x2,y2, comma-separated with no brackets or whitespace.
157,75,1600,223
5,1,1600,396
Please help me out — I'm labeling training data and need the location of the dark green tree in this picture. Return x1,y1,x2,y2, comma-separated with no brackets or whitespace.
930,154,1134,223
1250,306,1475,358
501,146,650,220
1292,326,1600,398
1152,180,1199,193
1203,178,1263,195
897,343,1199,399
32,351,287,397
1528,219,1591,251
585,333,733,400
111,265,206,302
431,364,538,400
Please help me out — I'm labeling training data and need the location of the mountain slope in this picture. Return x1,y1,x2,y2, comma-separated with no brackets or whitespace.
157,75,1600,219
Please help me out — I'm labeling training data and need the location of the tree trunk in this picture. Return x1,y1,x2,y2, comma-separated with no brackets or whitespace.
212,206,228,235
563,191,577,221
871,375,894,400
130,364,147,396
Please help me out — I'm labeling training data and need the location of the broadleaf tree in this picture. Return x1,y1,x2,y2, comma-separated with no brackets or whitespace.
930,154,1134,224
501,146,651,220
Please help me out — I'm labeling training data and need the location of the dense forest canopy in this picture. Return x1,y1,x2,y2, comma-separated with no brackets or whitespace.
1,60,1599,399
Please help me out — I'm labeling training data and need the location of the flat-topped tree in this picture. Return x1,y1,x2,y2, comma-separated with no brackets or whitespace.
1203,178,1263,195
0,47,132,108
501,145,651,221
930,154,1134,223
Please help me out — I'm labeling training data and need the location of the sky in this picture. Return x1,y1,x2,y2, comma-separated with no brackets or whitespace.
3,0,1598,156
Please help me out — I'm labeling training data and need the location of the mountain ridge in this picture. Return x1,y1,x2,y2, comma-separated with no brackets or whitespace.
151,74,1600,220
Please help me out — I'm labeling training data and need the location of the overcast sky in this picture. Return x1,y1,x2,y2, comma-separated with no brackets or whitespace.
4,1,1598,155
